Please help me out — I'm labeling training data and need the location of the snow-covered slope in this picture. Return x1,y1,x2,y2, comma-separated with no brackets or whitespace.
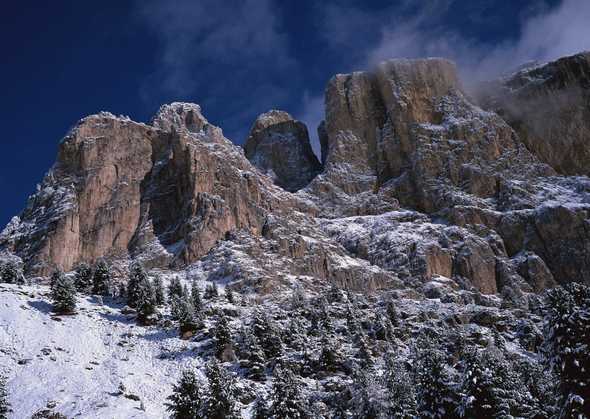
0,283,200,419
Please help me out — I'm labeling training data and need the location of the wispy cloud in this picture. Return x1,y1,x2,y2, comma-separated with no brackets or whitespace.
136,0,298,142
297,0,590,158
366,0,590,81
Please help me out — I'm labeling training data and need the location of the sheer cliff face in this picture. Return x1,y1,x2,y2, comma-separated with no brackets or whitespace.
478,52,590,176
2,56,590,293
0,104,291,275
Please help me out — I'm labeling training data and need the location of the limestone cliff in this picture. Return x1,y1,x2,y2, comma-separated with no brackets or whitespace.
2,56,590,295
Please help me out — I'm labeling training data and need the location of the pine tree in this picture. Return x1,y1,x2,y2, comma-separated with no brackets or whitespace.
318,331,342,373
214,314,234,360
350,366,387,419
92,260,111,296
385,299,400,327
165,369,205,419
202,359,241,419
384,354,417,419
268,364,310,419
357,333,374,369
204,283,219,300
191,281,203,315
252,310,283,358
153,275,165,306
414,345,458,419
127,261,148,308
246,338,266,381
542,283,590,418
73,262,92,292
1,261,23,285
252,395,270,419
168,276,184,303
346,303,361,336
176,296,199,335
226,287,235,304
457,349,510,418
50,270,76,314
0,375,9,419
135,275,156,324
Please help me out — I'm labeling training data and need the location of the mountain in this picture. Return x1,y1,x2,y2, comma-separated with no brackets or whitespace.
1,54,589,418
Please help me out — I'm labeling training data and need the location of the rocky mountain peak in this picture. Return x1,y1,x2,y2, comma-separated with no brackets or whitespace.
244,110,321,192
1,55,590,295
151,102,208,133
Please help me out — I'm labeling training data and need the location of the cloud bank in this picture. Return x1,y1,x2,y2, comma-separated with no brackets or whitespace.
299,0,590,157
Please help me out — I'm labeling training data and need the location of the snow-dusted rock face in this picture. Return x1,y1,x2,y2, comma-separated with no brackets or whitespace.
0,104,299,275
478,51,590,176
244,110,321,192
2,59,590,292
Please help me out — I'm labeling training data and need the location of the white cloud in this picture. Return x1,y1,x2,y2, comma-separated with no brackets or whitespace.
367,0,590,82
136,0,298,143
298,0,590,151
296,92,324,158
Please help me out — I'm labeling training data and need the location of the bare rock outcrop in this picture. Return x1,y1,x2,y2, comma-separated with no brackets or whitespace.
478,52,590,176
2,56,589,295
244,110,321,192
0,104,294,274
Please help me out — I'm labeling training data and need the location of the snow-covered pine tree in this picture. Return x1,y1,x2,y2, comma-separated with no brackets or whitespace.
73,262,92,292
191,280,203,315
214,314,234,360
383,353,417,419
176,296,199,336
252,310,283,359
204,283,219,300
374,317,394,341
356,332,374,369
542,283,590,418
92,259,111,296
252,395,270,419
50,270,76,314
385,299,400,327
285,317,305,351
346,303,361,336
167,276,184,303
414,344,458,419
237,326,266,380
0,375,9,419
49,269,62,292
247,339,266,381
225,287,235,304
514,358,558,418
1,261,23,285
152,275,165,306
202,359,241,419
350,366,387,418
127,261,148,308
135,274,156,324
318,331,342,373
268,364,310,419
165,369,205,419
457,349,510,418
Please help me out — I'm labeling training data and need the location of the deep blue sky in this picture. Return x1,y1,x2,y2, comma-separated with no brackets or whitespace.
2,0,585,227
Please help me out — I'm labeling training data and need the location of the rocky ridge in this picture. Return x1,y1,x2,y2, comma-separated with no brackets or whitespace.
1,55,590,297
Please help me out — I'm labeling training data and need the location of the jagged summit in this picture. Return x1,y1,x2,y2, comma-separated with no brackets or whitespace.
1,54,590,292
244,110,321,192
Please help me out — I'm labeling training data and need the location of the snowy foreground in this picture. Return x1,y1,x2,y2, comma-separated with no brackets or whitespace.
0,283,199,418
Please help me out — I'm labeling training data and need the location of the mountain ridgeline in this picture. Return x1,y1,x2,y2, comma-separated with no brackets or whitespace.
2,53,590,296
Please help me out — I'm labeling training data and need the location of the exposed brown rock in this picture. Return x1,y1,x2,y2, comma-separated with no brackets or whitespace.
244,110,321,192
